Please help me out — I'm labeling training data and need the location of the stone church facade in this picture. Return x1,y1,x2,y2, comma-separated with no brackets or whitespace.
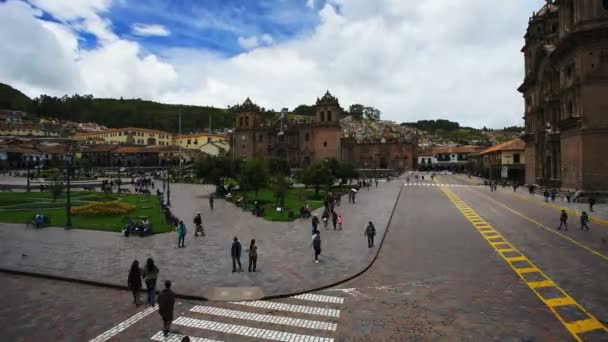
232,92,416,171
520,1,608,190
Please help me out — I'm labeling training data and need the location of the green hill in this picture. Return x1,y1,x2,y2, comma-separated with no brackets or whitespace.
0,83,34,112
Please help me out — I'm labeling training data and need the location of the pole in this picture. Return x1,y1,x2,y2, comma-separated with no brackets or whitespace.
232,119,235,161
66,159,72,228
117,168,121,193
178,109,182,180
26,163,31,192
166,169,171,207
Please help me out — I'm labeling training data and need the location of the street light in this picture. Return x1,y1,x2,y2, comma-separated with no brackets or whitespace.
166,168,171,207
65,154,74,229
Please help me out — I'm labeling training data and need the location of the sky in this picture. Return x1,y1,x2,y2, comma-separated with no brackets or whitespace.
0,0,547,128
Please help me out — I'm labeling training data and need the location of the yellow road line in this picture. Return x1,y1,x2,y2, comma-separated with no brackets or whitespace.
507,191,608,226
437,185,608,341
462,189,608,263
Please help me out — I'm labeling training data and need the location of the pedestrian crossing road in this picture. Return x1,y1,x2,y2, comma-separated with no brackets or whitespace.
96,291,346,342
403,183,480,188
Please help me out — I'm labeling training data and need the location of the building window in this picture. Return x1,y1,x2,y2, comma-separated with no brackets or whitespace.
207,137,211,143
187,139,191,145
258,134,263,142
565,64,573,79
194,139,198,145
323,141,327,147
568,100,574,117
327,111,332,121
239,117,243,127
513,153,521,164
305,133,310,142
551,23,557,33
604,0,608,11
245,116,249,127
320,111,325,121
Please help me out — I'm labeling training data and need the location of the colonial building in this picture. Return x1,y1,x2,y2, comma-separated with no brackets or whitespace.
417,146,482,172
469,139,526,184
73,127,173,146
519,1,608,190
232,92,416,171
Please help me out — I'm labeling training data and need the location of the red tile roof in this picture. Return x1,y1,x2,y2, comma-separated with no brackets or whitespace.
474,139,525,156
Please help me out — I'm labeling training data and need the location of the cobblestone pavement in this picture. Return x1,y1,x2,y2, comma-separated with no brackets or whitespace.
3,174,608,341
0,180,401,299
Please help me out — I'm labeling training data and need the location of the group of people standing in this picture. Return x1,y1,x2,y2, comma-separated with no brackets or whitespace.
127,258,190,340
231,237,258,272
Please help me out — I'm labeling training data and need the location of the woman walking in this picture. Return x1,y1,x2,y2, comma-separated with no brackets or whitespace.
337,214,343,230
581,211,590,231
142,258,159,306
127,260,142,305
248,239,258,272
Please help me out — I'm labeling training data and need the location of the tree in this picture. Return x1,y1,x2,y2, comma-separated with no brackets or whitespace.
268,157,290,175
363,106,381,121
298,161,335,195
48,176,64,202
239,159,269,198
271,173,289,209
194,156,236,184
335,162,359,184
348,104,365,120
293,104,315,116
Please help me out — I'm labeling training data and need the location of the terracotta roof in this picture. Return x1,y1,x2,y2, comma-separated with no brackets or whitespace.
419,145,482,156
474,139,525,156
73,127,170,137
81,145,119,152
173,133,228,139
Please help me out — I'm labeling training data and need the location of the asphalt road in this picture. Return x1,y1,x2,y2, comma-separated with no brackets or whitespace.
1,174,607,341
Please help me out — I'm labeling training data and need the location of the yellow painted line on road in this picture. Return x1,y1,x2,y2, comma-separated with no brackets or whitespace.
437,184,608,340
464,189,608,263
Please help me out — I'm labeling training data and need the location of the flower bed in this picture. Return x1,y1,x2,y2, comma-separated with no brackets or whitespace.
71,201,136,216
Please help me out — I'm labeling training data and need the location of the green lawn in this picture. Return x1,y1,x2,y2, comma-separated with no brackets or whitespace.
232,187,349,221
0,191,171,233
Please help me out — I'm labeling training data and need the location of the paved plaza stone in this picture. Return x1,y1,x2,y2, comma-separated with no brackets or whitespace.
0,180,401,300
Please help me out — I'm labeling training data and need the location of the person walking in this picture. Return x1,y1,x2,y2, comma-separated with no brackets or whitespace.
580,211,590,231
157,280,175,338
364,221,376,248
209,195,214,211
142,258,159,306
543,190,550,202
589,197,596,212
322,210,329,230
311,215,319,234
248,239,258,272
337,214,343,230
332,211,338,230
231,237,242,272
311,230,321,263
127,260,142,305
558,210,568,231
177,220,186,248
193,212,203,238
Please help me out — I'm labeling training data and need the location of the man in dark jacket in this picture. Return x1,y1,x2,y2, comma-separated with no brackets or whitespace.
231,237,242,272
364,221,376,248
157,280,175,337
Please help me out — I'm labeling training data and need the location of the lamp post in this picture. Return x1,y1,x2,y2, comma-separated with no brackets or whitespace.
166,168,171,207
65,154,74,229
26,161,31,192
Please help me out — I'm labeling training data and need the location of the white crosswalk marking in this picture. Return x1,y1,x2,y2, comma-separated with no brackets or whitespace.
89,305,158,342
291,293,344,304
403,183,476,188
172,317,334,342
190,305,338,331
228,300,341,317
151,332,220,342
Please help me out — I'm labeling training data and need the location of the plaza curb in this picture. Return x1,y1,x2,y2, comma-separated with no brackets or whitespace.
0,268,208,301
260,183,404,301
0,182,404,302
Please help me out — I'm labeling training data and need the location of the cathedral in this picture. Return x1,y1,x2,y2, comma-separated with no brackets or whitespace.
232,91,416,172
519,0,608,190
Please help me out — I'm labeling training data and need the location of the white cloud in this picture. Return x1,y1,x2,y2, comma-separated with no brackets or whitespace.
306,0,315,9
132,23,171,37
0,0,548,128
237,36,259,50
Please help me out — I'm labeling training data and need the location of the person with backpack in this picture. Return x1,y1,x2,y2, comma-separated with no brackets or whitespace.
231,237,243,272
142,258,159,306
558,210,568,231
311,215,319,233
127,260,142,305
364,221,376,248
580,211,590,231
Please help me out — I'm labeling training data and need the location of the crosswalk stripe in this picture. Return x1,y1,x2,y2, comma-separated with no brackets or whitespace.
172,317,334,342
228,301,340,317
291,293,344,304
151,331,220,342
89,305,158,342
190,305,337,331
